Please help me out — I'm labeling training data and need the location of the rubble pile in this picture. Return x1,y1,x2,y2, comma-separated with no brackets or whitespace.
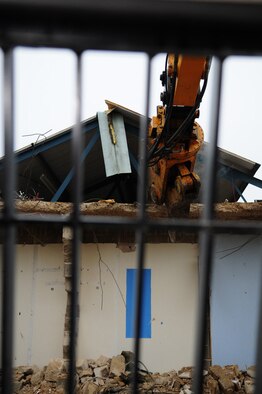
10,352,256,393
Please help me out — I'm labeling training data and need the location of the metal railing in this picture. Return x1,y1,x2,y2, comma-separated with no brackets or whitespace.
1,1,262,393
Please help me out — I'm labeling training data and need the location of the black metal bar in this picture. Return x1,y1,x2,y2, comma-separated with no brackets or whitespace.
10,211,262,234
132,55,151,394
67,52,83,394
1,47,16,394
193,58,223,394
1,1,262,55
255,264,262,394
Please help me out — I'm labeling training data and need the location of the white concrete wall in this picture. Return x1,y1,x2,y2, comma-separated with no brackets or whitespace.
211,235,262,369
1,243,199,372
13,244,65,366
78,244,198,372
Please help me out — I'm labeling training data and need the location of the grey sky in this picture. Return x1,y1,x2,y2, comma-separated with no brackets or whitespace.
0,48,262,201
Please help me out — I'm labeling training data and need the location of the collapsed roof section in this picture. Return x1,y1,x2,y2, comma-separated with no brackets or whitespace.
0,101,260,204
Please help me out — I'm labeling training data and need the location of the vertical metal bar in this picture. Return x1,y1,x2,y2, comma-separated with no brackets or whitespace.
193,57,223,394
254,263,262,393
1,48,16,394
67,51,83,394
132,54,151,394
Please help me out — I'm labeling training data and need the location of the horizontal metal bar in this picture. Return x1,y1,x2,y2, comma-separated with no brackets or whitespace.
1,1,262,54
1,213,262,234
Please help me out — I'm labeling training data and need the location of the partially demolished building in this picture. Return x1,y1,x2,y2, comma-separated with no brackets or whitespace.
0,103,261,374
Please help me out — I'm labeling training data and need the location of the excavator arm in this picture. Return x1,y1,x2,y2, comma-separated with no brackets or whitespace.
148,54,210,213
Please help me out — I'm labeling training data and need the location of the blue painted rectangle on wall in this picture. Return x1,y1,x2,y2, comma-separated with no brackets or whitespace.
126,268,151,338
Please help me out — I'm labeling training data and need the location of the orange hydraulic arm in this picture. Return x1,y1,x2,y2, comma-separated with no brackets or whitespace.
148,54,210,213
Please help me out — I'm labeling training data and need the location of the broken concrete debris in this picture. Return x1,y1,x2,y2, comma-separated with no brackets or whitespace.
109,355,125,378
8,355,256,393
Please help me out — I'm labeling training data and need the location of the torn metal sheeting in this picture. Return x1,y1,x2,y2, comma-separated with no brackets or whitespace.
98,111,131,177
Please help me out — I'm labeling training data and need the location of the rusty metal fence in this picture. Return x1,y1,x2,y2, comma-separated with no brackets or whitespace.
1,1,262,393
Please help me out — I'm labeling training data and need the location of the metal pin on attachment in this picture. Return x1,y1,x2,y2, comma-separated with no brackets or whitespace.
109,122,117,145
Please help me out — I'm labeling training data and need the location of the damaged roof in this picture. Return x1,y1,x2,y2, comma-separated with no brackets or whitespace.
0,101,260,204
